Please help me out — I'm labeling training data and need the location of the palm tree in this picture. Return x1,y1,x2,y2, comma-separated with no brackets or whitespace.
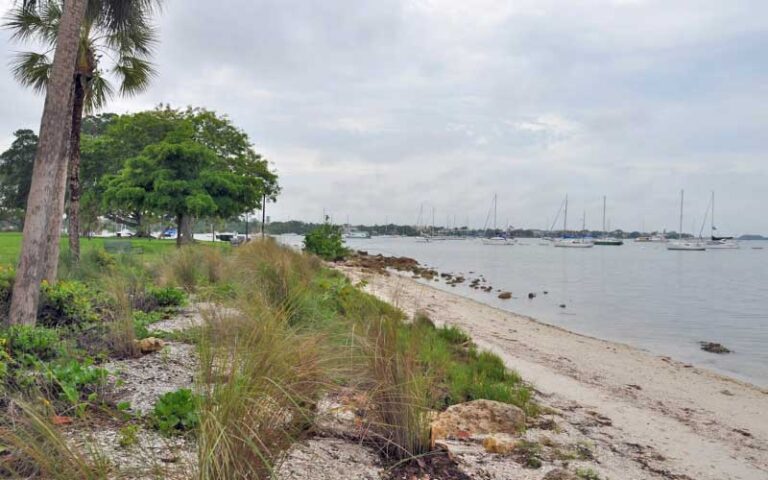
6,0,158,262
7,0,160,326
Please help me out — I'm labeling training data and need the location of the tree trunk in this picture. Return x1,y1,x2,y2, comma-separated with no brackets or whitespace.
176,214,193,246
176,214,192,247
43,132,72,283
67,76,86,263
9,0,88,326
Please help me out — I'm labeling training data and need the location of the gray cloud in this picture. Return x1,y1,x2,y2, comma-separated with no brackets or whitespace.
1,0,766,233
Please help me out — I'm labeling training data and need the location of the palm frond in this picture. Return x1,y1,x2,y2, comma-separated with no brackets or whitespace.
84,70,115,113
112,55,155,96
10,51,52,94
3,3,60,46
104,18,157,59
94,0,162,34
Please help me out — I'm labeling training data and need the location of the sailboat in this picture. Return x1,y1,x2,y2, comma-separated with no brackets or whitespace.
554,195,594,248
594,196,623,246
667,190,706,251
481,194,515,245
705,192,739,249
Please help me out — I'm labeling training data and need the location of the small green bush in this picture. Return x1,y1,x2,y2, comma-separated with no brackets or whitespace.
92,249,117,268
153,388,199,435
2,325,63,363
576,467,602,480
132,310,163,339
39,280,99,326
47,358,108,407
0,264,15,316
147,286,186,308
303,223,347,260
118,424,140,448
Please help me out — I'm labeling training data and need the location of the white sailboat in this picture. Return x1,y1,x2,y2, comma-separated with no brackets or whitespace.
705,192,739,249
593,196,623,246
554,195,594,248
667,190,706,251
481,194,515,245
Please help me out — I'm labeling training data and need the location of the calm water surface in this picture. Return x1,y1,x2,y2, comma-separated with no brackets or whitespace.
283,235,768,387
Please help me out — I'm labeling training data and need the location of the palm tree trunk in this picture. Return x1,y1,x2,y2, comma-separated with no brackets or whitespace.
43,134,72,283
67,76,86,263
9,0,88,326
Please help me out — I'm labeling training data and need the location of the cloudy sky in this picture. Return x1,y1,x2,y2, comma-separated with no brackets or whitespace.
0,0,766,233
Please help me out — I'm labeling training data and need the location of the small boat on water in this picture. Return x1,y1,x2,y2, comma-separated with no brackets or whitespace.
553,195,594,248
344,229,371,239
635,234,668,243
667,190,706,251
667,241,706,251
554,238,595,248
481,194,515,246
704,192,739,249
594,196,623,246
482,236,515,245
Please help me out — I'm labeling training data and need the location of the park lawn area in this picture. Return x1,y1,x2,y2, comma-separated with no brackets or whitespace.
0,231,225,265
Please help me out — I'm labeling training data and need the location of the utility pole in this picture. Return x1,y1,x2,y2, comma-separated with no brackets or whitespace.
261,193,267,237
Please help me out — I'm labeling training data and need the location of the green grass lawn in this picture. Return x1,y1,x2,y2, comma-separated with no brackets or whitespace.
0,232,219,265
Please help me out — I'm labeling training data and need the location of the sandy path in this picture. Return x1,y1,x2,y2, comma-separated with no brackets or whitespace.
341,266,768,480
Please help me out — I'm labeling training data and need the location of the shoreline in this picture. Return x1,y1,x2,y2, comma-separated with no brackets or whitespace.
421,274,766,391
339,264,768,480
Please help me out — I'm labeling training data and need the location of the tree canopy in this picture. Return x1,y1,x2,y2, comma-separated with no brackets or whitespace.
0,129,38,227
100,107,278,243
0,106,279,241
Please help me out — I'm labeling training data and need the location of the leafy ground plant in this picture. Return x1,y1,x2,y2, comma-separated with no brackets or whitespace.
153,388,199,436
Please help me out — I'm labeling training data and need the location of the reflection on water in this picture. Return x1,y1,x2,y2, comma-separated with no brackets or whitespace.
286,235,768,387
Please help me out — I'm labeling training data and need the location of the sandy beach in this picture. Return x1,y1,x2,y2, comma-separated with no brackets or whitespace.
340,265,768,480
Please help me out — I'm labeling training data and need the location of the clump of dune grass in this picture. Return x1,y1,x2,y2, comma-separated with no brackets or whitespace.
160,246,228,292
194,299,329,479
364,315,433,461
0,400,110,479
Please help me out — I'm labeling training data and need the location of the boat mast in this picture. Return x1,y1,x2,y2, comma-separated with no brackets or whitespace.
493,194,498,232
602,196,607,236
711,191,715,238
679,189,684,238
563,194,568,234
431,207,435,236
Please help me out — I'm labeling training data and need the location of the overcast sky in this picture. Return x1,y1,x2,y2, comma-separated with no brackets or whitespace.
1,0,766,233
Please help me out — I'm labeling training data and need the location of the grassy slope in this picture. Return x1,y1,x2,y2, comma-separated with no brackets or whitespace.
0,238,535,478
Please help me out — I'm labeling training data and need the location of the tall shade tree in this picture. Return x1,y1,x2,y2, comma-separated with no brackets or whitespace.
5,0,159,263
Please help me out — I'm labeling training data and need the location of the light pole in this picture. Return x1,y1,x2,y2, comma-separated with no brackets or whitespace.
261,193,267,238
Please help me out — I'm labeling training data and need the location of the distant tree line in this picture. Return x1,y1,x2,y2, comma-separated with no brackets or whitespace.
0,107,279,245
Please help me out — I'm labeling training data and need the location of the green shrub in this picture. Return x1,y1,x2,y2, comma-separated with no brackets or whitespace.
92,249,117,268
2,325,63,364
303,223,347,260
132,310,163,339
146,286,186,308
0,264,15,316
39,280,99,326
153,388,199,435
576,467,602,480
47,359,108,408
118,424,140,448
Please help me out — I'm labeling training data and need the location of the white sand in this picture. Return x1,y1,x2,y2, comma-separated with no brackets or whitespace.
340,266,768,480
